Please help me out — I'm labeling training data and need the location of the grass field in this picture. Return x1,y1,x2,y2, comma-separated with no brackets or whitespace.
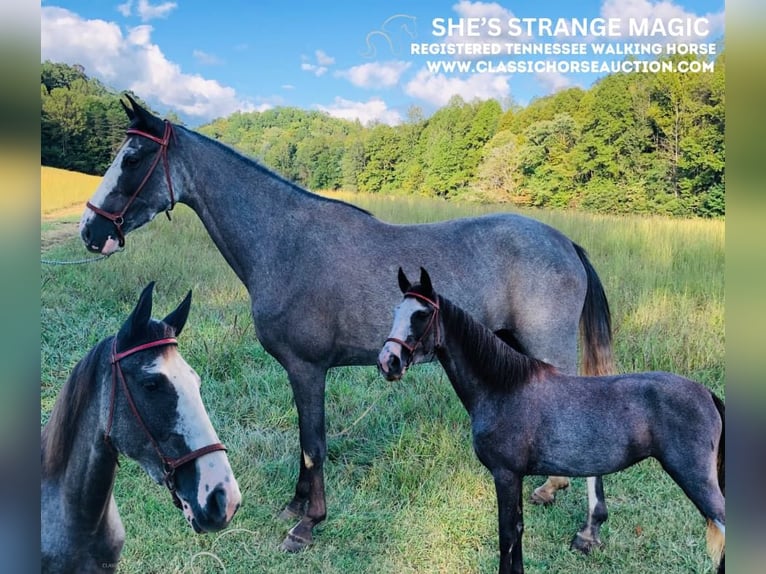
41,174,724,573
41,166,103,217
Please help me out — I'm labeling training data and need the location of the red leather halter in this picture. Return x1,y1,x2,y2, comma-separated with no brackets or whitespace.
86,120,176,247
104,337,226,508
385,292,441,365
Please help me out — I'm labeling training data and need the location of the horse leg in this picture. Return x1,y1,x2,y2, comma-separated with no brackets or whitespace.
570,476,608,554
278,363,328,552
662,457,725,572
531,476,569,505
493,471,524,574
278,455,309,521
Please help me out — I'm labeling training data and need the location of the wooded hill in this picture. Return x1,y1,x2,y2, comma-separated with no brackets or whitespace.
41,54,724,217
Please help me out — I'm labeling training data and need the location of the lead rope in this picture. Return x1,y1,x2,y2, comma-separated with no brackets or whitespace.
41,254,111,265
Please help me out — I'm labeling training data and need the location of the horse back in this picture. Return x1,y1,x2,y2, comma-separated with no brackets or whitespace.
255,211,588,369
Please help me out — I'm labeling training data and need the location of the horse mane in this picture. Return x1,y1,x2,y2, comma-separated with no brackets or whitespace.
41,338,112,478
438,295,555,391
180,125,373,217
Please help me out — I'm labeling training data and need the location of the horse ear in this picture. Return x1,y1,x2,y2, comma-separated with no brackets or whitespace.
163,290,192,336
123,93,165,134
419,267,434,294
398,267,412,293
118,282,155,342
120,96,136,120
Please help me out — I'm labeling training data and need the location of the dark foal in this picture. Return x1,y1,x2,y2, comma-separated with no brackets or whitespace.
379,268,725,574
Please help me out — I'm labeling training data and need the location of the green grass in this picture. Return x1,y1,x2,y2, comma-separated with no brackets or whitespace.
41,197,724,573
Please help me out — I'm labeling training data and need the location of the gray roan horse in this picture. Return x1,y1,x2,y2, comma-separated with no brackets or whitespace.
79,95,614,552
379,268,725,574
41,283,242,573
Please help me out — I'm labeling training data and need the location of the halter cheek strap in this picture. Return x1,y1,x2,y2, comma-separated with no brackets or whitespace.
86,120,176,247
104,336,227,508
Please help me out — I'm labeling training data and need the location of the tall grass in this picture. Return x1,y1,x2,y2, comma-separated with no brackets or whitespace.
41,194,724,573
41,166,102,216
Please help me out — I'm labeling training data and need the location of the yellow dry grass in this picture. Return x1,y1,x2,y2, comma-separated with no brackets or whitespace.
41,166,102,218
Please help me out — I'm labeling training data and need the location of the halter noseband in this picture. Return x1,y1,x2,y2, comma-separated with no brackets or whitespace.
385,292,441,366
86,120,176,247
104,336,226,508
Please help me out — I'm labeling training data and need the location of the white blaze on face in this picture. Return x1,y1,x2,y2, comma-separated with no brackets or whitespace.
79,142,130,234
378,297,427,376
149,349,241,524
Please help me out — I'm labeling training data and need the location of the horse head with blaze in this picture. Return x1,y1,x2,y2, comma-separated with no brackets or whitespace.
80,95,178,255
41,283,241,572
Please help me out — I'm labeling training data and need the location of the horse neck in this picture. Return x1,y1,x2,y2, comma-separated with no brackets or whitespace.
174,128,333,286
44,378,119,532
435,296,536,413
433,296,490,413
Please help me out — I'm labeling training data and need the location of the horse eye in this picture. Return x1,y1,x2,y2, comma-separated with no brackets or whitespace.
124,155,140,167
142,376,162,391
413,310,430,320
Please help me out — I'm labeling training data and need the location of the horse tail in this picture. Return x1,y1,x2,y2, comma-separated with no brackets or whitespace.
706,391,725,571
711,391,725,494
573,243,614,376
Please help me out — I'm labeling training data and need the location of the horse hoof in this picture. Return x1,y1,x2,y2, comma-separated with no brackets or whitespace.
531,477,569,505
530,486,556,505
570,532,603,555
279,530,312,553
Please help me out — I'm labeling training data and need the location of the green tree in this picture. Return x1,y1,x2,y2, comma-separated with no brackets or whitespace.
472,129,524,203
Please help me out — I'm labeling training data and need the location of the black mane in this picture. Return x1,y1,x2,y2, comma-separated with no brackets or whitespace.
41,338,111,478
437,295,555,391
182,125,373,217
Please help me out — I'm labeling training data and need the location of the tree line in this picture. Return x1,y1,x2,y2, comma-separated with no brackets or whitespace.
41,54,724,217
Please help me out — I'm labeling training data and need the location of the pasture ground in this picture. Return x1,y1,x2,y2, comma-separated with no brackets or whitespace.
41,181,724,573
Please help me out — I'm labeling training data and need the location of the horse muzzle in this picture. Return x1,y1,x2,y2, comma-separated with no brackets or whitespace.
377,344,408,381
178,480,242,533
171,449,242,533
80,212,123,255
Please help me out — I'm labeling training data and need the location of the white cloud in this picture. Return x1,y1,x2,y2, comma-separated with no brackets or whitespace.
193,49,223,66
404,69,510,107
301,49,335,77
136,0,177,22
315,97,402,126
600,0,725,40
336,61,411,89
127,24,152,46
452,0,516,24
115,0,177,21
535,71,573,93
446,1,527,56
117,1,133,17
41,7,254,122
301,62,328,77
315,49,335,66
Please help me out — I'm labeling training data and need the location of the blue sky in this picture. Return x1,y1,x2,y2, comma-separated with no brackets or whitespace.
41,0,724,127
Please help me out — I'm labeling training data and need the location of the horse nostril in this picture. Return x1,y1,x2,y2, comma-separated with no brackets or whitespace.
388,354,402,375
206,486,228,525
